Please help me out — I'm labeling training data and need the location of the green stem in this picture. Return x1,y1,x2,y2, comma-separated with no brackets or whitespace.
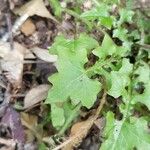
58,103,82,135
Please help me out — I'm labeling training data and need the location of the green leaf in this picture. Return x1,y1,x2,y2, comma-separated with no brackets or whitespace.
74,34,99,53
122,41,133,51
63,102,75,119
117,9,134,26
48,35,69,54
101,112,150,150
49,34,99,54
51,104,65,127
81,4,113,29
132,83,150,110
113,27,128,41
131,61,150,109
58,102,81,134
49,0,62,17
46,36,101,108
98,16,113,29
93,34,128,59
39,143,47,150
108,59,133,98
134,61,150,84
81,4,109,20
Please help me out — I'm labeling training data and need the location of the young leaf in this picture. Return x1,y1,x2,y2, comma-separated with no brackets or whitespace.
108,59,133,98
46,35,101,108
101,112,150,150
93,34,128,59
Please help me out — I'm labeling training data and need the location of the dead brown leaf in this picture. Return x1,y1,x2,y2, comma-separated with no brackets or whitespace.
0,41,34,59
21,112,38,128
24,84,50,109
14,0,58,22
0,42,26,87
21,19,36,36
61,117,95,150
24,49,35,59
31,47,57,63
21,112,44,142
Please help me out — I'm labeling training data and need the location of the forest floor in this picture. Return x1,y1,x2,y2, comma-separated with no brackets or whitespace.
0,0,150,150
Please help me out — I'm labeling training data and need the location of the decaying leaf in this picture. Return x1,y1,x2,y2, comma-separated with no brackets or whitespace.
24,49,35,59
62,117,95,150
0,42,25,87
24,84,50,109
2,0,58,42
21,112,43,141
0,138,16,150
31,47,57,63
14,0,58,21
1,106,25,144
21,19,36,36
0,41,25,58
21,112,38,128
0,41,34,59
21,113,37,142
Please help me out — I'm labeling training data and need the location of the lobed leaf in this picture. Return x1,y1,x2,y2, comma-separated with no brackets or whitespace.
108,59,133,98
81,4,113,29
46,35,101,108
93,34,128,59
101,112,150,150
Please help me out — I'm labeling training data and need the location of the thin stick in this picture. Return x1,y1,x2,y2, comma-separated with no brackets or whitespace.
0,60,51,64
1,14,29,42
95,89,107,118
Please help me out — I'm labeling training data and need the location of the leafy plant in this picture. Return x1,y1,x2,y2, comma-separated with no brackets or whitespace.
47,0,150,149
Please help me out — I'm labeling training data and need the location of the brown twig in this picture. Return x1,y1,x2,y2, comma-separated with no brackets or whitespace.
95,89,107,118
